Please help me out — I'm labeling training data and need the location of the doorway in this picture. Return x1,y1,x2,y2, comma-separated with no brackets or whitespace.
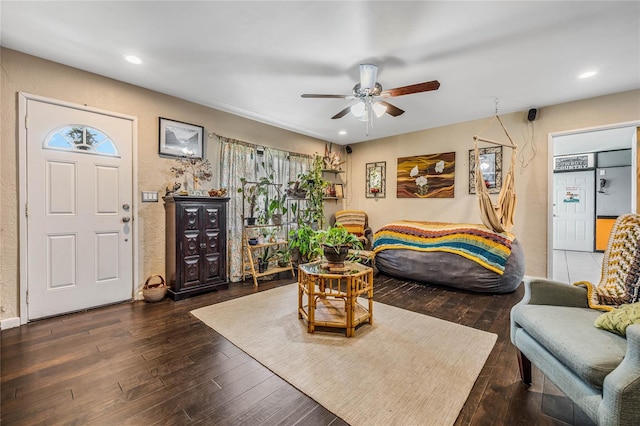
19,93,138,321
549,123,638,280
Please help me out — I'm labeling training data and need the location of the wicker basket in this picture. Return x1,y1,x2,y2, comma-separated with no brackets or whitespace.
143,274,167,302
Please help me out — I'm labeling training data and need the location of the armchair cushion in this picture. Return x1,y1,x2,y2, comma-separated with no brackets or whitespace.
512,304,626,389
595,302,640,336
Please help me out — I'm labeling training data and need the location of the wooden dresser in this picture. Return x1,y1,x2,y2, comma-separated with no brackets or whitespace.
164,196,229,300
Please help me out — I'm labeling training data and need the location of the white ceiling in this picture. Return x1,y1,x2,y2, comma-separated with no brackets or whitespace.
1,1,639,145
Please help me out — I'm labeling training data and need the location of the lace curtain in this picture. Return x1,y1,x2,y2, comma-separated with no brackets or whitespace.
218,135,310,282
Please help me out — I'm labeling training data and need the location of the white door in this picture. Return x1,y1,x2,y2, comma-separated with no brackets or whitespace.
553,170,595,251
26,99,134,319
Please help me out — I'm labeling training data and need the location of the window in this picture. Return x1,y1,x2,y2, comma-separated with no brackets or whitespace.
45,125,119,157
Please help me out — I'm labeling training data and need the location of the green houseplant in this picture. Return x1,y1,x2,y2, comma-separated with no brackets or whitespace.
315,224,363,265
296,154,328,229
268,192,287,225
288,224,322,265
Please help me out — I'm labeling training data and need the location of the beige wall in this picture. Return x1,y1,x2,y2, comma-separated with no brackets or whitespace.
2,47,639,321
0,48,326,320
345,90,640,277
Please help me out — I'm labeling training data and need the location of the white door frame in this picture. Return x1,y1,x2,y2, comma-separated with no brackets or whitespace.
18,92,139,324
547,120,639,278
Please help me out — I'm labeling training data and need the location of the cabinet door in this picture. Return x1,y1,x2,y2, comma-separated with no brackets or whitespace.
203,205,224,283
179,204,205,289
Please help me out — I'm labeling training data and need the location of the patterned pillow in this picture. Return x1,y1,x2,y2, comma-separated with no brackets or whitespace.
594,302,640,336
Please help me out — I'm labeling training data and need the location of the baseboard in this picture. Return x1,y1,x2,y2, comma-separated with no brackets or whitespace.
1,317,21,330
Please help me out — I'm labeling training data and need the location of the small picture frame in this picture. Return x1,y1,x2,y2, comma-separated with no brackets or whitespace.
334,183,344,198
159,117,204,158
469,146,502,194
366,161,386,198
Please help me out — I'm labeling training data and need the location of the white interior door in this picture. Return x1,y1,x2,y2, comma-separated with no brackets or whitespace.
26,99,134,319
553,170,595,251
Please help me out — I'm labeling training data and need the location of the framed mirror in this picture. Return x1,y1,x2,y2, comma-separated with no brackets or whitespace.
366,161,386,198
469,146,502,194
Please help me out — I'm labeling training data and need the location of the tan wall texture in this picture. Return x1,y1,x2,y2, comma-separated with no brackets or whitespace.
346,90,640,277
2,47,639,321
0,48,326,320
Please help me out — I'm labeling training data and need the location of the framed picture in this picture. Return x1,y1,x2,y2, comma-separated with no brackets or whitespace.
334,183,344,198
159,117,204,158
397,152,455,198
366,161,386,198
469,146,502,194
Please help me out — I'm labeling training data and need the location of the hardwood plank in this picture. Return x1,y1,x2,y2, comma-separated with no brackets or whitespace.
1,275,589,425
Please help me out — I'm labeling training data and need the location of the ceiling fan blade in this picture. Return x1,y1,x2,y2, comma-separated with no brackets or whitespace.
360,64,378,91
331,105,352,119
380,80,440,97
378,101,405,117
301,94,351,99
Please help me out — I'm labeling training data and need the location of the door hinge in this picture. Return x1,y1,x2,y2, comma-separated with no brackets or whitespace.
25,203,28,217
24,115,28,129
26,290,29,304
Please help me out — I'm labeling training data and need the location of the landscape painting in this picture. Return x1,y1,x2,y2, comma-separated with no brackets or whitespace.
397,152,455,198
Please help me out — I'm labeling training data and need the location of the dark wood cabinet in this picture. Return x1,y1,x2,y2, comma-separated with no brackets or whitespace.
164,196,229,300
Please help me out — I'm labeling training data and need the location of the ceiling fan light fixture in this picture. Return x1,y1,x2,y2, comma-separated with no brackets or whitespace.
373,101,387,118
360,64,378,91
350,102,365,118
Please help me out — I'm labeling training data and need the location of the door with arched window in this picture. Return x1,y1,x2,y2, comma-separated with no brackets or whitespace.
25,97,134,319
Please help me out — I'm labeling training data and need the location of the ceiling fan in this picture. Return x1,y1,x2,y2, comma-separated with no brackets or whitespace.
301,64,440,129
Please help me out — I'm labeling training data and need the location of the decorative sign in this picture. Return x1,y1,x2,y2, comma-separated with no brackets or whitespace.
554,154,594,171
563,186,580,203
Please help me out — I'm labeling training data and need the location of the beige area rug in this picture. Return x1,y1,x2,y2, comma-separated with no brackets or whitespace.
191,284,497,426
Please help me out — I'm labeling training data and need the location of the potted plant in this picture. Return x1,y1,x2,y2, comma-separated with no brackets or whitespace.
296,154,329,229
275,248,292,267
268,192,287,225
288,224,322,265
315,223,363,266
258,247,276,273
238,178,258,225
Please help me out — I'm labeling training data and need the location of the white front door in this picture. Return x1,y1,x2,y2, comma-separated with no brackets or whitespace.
26,98,134,319
553,170,595,251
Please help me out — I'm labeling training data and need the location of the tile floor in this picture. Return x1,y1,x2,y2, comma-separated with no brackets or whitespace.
553,250,604,284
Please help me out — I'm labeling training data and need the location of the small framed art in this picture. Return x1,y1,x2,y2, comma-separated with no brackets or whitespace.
159,117,204,158
334,183,344,198
469,146,502,194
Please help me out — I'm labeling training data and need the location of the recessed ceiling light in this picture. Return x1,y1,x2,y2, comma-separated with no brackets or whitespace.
578,70,597,79
338,130,347,135
124,55,142,65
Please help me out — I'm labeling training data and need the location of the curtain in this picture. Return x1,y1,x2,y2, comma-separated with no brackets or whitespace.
218,136,312,283
219,136,256,282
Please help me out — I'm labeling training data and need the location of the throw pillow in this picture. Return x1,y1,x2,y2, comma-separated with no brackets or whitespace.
594,302,640,336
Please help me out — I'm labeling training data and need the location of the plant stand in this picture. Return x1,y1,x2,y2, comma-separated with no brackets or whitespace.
242,223,294,286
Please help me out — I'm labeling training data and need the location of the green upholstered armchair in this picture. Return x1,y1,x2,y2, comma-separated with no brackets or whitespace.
511,214,640,425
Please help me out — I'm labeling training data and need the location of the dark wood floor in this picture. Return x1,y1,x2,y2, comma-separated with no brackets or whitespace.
1,273,592,426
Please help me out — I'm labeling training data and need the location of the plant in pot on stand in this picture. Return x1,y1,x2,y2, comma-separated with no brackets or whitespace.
258,247,276,273
268,192,287,225
288,223,323,266
296,154,328,229
315,223,363,268
238,178,259,225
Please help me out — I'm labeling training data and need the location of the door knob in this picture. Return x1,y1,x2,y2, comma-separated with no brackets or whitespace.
122,203,130,211
122,216,131,223
200,243,207,249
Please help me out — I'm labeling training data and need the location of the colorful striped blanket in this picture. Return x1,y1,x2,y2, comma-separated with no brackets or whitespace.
373,221,515,275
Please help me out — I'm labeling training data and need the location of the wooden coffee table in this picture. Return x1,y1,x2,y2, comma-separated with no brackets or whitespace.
297,261,373,337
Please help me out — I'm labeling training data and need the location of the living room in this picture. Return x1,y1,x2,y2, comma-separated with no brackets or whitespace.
1,2,640,425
